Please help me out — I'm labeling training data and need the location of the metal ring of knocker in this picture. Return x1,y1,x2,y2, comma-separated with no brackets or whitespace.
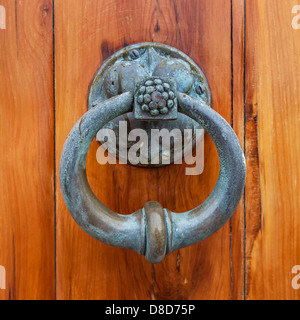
59,43,246,264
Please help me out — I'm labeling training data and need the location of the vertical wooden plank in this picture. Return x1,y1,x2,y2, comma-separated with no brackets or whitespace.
0,0,55,300
55,0,156,300
231,0,245,300
151,0,234,300
55,0,234,299
245,0,300,299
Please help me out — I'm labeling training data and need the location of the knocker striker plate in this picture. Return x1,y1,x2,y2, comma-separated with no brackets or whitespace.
88,43,211,167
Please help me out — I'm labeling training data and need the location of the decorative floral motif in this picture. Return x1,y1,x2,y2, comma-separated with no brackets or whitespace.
136,78,176,116
91,46,209,120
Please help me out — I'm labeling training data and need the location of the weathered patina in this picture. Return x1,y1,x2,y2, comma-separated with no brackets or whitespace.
88,43,210,167
59,43,246,264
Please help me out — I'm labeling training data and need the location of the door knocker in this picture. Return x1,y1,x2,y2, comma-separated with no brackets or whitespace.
59,43,246,264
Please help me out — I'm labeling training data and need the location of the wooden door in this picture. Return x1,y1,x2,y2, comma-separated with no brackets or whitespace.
0,0,299,300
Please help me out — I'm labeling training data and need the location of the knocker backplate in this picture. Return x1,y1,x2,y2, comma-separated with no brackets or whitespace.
88,42,211,167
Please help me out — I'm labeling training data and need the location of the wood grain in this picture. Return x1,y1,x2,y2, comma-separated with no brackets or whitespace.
55,0,234,300
231,0,245,300
0,0,55,300
245,0,300,299
2,0,298,300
